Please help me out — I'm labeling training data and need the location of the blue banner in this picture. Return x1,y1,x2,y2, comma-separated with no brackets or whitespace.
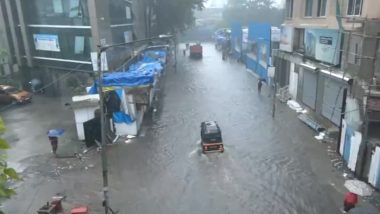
246,23,271,81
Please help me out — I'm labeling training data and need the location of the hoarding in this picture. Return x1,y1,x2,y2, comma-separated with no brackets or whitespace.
247,23,271,80
33,34,60,52
279,26,293,52
304,28,341,65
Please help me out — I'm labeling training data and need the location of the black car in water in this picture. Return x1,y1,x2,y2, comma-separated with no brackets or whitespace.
200,121,224,153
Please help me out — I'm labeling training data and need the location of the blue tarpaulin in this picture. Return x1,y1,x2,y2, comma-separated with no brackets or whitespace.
113,112,135,124
88,49,167,94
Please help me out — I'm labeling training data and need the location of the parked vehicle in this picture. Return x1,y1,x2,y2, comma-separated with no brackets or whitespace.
190,43,203,59
200,121,224,153
0,85,32,104
0,94,13,105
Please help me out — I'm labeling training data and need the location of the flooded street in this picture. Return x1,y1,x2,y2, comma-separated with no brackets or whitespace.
107,43,342,213
3,43,345,214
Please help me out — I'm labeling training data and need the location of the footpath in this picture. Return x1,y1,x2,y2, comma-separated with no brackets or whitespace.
228,55,380,213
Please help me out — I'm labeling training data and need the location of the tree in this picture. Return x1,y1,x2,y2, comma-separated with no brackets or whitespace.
223,0,284,27
145,0,205,36
0,117,20,214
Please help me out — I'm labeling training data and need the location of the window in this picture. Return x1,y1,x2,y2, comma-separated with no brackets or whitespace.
285,0,293,18
69,0,82,18
305,0,313,17
347,0,362,16
126,6,132,19
52,0,63,13
110,0,133,24
74,36,85,54
30,28,92,61
124,31,132,43
317,0,327,17
24,0,90,25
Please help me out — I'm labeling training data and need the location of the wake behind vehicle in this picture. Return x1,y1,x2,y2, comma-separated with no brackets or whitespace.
189,43,203,59
200,121,224,153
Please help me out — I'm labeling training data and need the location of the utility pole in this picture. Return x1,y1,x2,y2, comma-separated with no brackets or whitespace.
337,88,348,153
97,47,109,214
272,53,279,118
95,36,175,214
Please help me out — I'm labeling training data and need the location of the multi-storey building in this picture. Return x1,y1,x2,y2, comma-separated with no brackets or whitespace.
0,0,145,95
275,0,380,185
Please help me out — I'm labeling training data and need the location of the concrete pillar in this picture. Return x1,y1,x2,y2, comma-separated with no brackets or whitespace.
87,0,113,50
15,0,32,67
4,0,21,65
0,1,13,67
132,0,147,40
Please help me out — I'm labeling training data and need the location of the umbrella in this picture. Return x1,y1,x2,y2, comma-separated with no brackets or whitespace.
344,180,374,196
348,207,375,214
47,128,65,137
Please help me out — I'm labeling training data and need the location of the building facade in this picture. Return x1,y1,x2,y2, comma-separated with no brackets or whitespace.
0,0,144,95
275,0,380,186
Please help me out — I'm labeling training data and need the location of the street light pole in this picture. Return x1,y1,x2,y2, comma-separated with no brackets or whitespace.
97,47,109,214
95,36,175,214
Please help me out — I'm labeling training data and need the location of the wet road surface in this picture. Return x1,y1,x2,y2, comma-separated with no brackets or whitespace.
3,43,347,213
108,44,342,213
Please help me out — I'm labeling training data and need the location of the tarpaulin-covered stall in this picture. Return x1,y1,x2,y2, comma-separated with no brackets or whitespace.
85,48,167,136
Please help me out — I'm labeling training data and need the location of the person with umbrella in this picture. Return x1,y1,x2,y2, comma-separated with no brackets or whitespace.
344,191,358,212
47,129,64,156
343,179,374,213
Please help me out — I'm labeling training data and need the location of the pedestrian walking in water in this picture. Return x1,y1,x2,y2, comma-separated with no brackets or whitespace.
258,79,263,94
343,191,358,212
49,136,58,156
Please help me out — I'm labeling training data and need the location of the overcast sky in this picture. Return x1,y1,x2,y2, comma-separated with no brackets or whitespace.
205,0,284,8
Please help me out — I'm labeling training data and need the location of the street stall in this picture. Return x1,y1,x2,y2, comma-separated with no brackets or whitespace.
85,48,166,137
71,94,100,141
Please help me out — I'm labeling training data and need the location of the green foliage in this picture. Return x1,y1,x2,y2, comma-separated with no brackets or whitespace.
223,0,284,26
0,116,19,211
148,0,205,35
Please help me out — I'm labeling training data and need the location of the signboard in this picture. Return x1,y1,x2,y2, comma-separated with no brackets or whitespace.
304,28,341,65
33,34,60,52
90,52,108,71
271,27,281,42
91,52,98,71
279,26,293,52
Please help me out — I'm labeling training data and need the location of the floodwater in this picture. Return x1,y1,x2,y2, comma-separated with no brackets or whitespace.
2,43,343,214
107,43,342,214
